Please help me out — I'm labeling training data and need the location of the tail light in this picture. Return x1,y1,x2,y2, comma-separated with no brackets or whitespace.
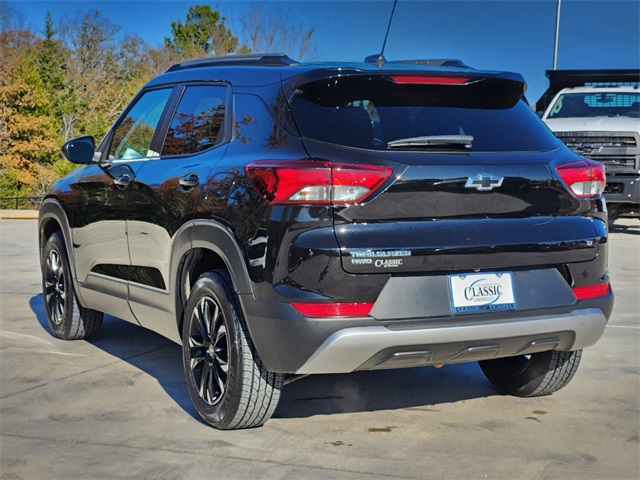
291,302,374,317
572,281,610,300
389,75,471,85
246,161,392,205
555,159,606,198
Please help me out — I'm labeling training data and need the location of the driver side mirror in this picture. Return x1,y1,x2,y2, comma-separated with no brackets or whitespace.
62,136,96,164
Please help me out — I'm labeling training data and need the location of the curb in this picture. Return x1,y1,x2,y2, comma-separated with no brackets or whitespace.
0,210,39,219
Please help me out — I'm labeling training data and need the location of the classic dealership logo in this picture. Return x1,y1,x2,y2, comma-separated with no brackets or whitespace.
465,174,504,191
464,278,503,303
375,258,403,268
450,272,516,313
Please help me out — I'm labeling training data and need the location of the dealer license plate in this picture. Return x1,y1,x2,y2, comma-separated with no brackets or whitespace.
449,272,517,313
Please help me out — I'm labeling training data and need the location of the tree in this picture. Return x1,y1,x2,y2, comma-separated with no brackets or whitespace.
60,10,153,140
0,2,25,31
165,5,239,58
0,39,59,196
35,12,76,142
241,1,316,60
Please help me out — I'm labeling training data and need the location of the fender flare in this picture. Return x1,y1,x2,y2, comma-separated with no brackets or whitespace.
188,219,253,295
38,198,88,306
169,219,254,335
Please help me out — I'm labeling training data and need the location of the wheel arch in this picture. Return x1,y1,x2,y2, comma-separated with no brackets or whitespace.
38,199,69,252
172,219,253,336
38,198,90,308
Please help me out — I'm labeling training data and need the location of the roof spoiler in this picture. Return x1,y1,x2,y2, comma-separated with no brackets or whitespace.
364,55,473,70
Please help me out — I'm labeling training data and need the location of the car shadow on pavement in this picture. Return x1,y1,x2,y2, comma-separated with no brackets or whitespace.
273,363,494,419
609,221,639,235
30,293,495,421
29,293,198,419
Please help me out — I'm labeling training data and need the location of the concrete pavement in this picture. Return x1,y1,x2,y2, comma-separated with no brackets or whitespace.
1,218,638,479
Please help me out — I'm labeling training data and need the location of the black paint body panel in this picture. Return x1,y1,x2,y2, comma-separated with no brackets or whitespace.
40,61,614,373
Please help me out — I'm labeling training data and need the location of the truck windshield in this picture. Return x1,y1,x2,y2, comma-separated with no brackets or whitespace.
547,92,640,119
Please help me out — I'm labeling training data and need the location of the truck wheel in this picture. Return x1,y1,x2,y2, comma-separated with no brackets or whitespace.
42,232,103,340
479,349,582,397
182,270,284,429
607,205,618,227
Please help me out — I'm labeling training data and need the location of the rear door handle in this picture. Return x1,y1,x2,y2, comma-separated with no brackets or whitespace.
179,173,200,188
113,174,131,188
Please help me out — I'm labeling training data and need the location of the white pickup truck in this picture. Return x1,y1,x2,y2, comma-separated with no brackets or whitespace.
538,72,640,223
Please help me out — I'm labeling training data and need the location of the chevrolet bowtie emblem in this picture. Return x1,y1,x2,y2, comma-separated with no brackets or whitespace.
465,174,504,191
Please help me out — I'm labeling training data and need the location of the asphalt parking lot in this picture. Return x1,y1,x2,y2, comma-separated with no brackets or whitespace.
1,218,638,480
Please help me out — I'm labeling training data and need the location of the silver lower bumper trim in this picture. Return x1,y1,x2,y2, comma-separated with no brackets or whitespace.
295,309,607,374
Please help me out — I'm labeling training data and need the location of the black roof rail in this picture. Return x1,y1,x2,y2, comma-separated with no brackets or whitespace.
166,54,299,72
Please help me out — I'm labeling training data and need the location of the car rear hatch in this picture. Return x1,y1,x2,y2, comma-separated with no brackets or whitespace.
285,68,604,275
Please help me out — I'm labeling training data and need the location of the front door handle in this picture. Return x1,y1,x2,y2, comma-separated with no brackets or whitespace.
179,173,200,189
114,174,131,188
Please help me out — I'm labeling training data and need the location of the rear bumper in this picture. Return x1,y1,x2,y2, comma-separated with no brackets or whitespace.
242,286,613,374
295,308,607,374
604,174,640,206
242,267,613,374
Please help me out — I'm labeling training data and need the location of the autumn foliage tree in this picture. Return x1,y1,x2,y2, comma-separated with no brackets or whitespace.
0,4,317,206
0,29,59,197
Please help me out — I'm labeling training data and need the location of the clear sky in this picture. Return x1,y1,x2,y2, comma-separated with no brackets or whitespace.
5,0,640,105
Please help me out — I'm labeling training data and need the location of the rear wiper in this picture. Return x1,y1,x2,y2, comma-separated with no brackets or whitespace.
387,135,474,149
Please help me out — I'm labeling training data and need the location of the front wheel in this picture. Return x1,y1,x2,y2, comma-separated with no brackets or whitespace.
479,349,582,397
181,270,284,429
42,232,103,340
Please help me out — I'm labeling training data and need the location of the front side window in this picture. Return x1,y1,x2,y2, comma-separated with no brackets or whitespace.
162,85,227,156
109,89,172,160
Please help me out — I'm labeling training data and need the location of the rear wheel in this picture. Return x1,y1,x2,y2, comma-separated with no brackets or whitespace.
182,270,284,429
42,232,103,340
479,349,582,397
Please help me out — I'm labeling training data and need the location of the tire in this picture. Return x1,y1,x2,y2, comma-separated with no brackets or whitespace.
42,231,103,340
181,270,284,429
607,205,618,228
479,349,582,397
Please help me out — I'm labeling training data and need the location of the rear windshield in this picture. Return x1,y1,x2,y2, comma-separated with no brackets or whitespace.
547,92,640,119
289,75,559,152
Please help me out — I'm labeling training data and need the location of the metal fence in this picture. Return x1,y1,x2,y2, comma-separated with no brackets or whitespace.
0,196,43,210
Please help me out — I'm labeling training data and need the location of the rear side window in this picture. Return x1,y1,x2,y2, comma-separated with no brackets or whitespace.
289,75,559,152
162,85,227,156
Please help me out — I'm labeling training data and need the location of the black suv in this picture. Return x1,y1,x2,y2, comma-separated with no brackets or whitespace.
39,54,614,429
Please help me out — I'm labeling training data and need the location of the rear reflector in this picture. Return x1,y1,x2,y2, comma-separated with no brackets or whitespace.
556,159,606,198
572,282,610,300
389,75,470,85
291,302,374,317
246,161,391,205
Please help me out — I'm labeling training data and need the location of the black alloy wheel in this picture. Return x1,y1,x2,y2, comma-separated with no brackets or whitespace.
41,232,103,340
44,248,66,326
181,270,284,429
187,296,230,406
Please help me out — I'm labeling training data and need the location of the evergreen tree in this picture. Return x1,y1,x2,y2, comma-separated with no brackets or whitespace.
165,5,239,58
35,12,77,142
